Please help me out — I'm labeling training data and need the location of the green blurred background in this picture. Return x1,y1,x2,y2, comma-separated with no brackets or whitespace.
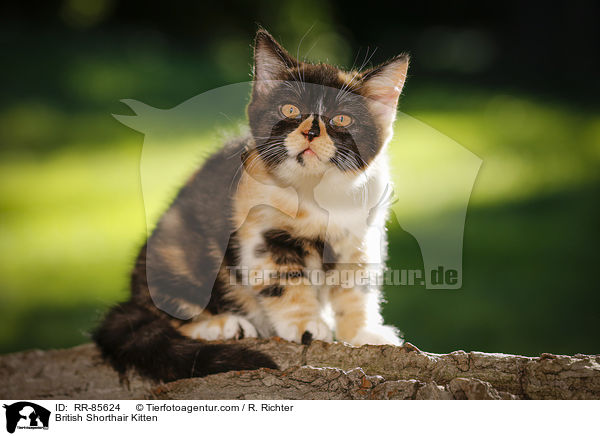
1,0,598,356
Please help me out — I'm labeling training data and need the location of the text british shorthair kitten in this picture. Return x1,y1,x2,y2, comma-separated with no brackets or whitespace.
94,29,409,381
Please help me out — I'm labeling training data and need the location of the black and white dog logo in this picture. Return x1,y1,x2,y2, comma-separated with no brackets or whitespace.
3,402,50,433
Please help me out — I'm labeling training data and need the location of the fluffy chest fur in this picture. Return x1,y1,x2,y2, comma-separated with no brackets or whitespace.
233,147,391,262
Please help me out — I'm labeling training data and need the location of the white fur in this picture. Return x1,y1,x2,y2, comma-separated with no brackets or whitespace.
186,315,258,341
349,324,403,346
271,317,333,343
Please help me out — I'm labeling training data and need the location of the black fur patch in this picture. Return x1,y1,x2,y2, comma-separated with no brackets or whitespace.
310,238,338,271
205,276,243,315
263,229,307,266
301,330,313,345
204,232,244,315
260,285,285,298
223,231,241,266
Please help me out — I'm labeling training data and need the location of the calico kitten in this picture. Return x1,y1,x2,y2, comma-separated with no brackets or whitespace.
94,29,409,382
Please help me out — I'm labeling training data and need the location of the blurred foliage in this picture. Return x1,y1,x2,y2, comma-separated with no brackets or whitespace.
0,1,599,355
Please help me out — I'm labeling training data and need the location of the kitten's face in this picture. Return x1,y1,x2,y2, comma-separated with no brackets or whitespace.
247,30,409,183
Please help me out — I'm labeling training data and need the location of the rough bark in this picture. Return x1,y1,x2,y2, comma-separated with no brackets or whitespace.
1,339,598,400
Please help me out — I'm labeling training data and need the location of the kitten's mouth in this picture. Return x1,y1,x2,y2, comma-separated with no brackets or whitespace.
300,148,320,160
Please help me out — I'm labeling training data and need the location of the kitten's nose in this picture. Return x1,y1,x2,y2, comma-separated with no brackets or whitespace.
302,117,321,142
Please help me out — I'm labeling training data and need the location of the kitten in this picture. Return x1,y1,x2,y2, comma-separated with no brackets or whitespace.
94,29,409,382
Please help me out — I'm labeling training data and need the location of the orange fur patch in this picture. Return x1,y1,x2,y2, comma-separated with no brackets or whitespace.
329,287,368,341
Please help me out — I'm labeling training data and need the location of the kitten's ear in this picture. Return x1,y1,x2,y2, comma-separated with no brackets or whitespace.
361,54,409,125
253,29,296,93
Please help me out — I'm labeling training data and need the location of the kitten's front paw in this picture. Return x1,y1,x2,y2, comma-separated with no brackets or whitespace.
181,315,258,341
348,325,403,346
275,319,333,344
302,319,334,344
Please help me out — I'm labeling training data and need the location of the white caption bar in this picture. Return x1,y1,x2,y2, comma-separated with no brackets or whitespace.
1,400,597,435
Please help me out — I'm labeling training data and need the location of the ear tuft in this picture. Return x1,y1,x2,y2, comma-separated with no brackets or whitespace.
253,29,296,90
361,54,410,124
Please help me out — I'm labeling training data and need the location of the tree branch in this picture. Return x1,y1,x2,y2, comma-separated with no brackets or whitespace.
1,339,598,399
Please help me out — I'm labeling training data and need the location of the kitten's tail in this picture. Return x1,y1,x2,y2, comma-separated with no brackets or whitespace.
92,301,277,382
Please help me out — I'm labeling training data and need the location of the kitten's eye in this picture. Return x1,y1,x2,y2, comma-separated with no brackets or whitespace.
330,114,353,127
280,104,301,119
